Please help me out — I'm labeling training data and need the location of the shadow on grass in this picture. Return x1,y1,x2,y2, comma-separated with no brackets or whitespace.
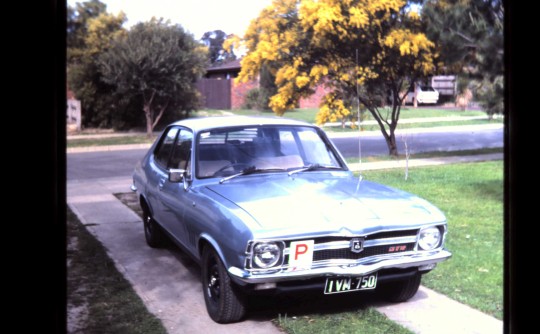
471,179,503,202
246,290,385,321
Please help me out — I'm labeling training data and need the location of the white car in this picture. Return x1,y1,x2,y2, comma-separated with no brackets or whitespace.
406,85,439,104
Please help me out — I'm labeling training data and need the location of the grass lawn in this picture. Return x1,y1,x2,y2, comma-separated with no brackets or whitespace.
397,107,486,118
274,309,413,334
361,161,504,319
199,107,487,124
344,147,503,164
67,206,167,334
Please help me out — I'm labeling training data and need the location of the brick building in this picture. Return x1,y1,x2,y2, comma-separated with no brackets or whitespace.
197,58,326,110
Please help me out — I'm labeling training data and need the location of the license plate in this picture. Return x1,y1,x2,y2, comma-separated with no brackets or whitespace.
324,273,378,294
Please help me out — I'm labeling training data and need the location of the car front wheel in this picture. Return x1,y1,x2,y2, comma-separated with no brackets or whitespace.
382,272,422,303
201,246,246,323
142,206,165,248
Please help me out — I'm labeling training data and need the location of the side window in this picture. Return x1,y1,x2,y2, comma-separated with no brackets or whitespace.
154,127,179,168
169,130,193,173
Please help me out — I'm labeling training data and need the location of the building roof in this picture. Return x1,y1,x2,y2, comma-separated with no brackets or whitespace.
207,58,242,73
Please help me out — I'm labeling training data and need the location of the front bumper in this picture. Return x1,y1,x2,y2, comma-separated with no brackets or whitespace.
228,249,451,284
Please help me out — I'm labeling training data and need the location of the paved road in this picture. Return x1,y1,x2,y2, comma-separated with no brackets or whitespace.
331,124,503,158
68,149,144,180
67,125,503,180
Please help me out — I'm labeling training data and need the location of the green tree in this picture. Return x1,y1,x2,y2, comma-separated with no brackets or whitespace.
100,19,208,136
200,30,236,64
241,65,277,111
67,0,108,63
67,1,127,128
239,0,437,156
422,0,504,117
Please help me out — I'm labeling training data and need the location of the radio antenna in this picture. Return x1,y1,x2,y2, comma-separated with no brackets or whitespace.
355,48,363,193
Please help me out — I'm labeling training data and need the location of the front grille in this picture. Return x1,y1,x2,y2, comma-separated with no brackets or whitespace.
365,230,418,240
284,231,418,264
311,243,415,261
362,243,415,256
289,229,418,245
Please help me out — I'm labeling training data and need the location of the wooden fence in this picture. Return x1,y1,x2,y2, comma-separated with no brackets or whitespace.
196,79,231,109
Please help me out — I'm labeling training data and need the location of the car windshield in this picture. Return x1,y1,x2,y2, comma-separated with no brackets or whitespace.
421,86,436,91
196,125,343,179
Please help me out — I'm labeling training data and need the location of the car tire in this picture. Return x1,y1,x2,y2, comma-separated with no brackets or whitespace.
382,272,422,303
142,205,165,248
201,246,246,323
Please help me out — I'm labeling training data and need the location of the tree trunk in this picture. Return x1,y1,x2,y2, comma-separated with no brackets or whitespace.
143,90,157,138
385,132,399,157
361,94,401,157
413,82,418,108
152,99,169,131
144,103,153,138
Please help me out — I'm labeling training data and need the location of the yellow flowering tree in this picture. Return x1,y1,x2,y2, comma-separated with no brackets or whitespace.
238,0,436,156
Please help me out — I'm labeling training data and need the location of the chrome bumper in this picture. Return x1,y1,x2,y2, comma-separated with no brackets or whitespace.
228,249,452,284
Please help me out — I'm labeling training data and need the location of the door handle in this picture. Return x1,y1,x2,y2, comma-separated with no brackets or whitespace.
158,177,166,191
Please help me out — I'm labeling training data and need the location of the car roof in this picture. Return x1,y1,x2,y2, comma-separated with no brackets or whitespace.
169,116,314,132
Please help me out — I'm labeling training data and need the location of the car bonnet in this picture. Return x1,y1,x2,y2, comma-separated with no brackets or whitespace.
203,174,446,236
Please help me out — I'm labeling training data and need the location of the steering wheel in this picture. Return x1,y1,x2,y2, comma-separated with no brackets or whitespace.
212,163,251,177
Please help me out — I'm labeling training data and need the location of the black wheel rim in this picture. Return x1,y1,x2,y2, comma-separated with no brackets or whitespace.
207,259,221,303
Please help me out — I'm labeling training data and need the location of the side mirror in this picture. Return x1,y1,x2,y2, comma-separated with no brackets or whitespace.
169,169,185,183
169,168,191,191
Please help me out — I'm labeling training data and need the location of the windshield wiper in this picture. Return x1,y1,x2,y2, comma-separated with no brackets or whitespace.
219,166,286,184
288,164,342,176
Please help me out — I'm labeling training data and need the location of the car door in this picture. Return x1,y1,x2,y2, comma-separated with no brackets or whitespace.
158,128,194,247
146,127,179,225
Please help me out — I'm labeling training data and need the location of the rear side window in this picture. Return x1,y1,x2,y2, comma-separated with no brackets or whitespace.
169,130,193,171
154,127,179,168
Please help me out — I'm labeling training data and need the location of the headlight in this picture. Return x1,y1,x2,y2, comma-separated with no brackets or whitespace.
418,226,442,250
252,242,284,269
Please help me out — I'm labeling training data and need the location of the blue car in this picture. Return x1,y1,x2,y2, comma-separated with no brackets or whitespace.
131,116,451,323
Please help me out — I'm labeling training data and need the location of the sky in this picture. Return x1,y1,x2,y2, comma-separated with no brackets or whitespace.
68,0,273,39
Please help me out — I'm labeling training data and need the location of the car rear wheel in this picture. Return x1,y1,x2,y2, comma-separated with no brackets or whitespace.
382,272,422,303
201,246,246,323
142,206,165,248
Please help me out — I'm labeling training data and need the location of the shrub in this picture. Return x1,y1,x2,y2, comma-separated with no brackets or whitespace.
242,88,262,110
